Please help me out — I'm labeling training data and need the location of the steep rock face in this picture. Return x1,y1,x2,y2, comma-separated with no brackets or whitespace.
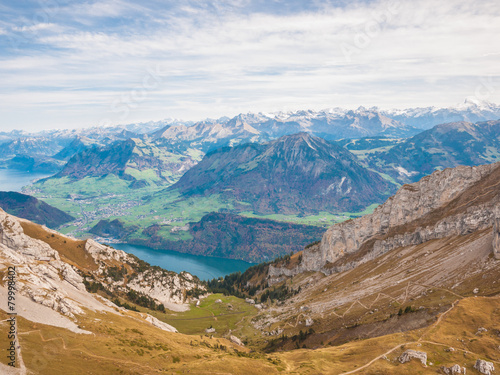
0,209,89,319
0,209,204,323
306,163,498,271
271,162,500,278
0,209,59,260
84,239,202,310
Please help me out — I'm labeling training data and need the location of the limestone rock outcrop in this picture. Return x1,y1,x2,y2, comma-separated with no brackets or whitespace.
144,314,177,333
474,359,495,375
398,349,427,366
271,162,500,278
229,335,244,346
314,163,498,271
85,239,201,310
0,209,86,318
442,364,466,374
0,208,205,322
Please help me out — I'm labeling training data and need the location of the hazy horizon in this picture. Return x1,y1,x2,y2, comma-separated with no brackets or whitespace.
1,97,498,134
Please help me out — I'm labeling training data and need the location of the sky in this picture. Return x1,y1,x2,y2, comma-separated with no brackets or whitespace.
0,0,499,132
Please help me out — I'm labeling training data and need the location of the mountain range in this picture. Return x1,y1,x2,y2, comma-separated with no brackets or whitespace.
382,97,500,129
172,132,395,215
1,159,499,374
55,138,202,186
3,99,498,267
2,99,499,174
23,120,500,263
365,120,500,183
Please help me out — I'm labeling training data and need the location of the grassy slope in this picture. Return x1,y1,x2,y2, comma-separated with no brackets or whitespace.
19,219,97,271
150,293,260,339
278,296,500,374
1,295,498,374
0,208,498,374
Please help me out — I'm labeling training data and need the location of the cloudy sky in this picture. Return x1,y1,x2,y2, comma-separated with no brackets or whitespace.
1,0,499,131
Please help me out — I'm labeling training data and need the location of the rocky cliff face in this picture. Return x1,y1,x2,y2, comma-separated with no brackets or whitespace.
84,239,202,310
0,209,90,319
270,162,500,278
0,209,204,321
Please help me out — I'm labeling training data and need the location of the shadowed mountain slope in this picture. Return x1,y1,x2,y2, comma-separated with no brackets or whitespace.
0,191,74,228
171,133,396,215
367,120,500,183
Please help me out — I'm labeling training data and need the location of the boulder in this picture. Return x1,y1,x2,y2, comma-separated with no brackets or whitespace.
229,335,244,346
144,315,177,333
476,327,488,335
399,349,427,366
442,364,466,374
474,359,495,375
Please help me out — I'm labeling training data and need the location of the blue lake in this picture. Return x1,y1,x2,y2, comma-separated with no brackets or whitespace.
0,169,53,192
113,243,255,281
0,167,254,280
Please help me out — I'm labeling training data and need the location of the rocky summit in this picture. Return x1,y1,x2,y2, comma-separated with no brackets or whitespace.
269,161,500,277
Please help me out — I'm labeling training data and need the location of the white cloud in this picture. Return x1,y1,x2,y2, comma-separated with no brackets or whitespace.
12,22,57,33
1,0,499,131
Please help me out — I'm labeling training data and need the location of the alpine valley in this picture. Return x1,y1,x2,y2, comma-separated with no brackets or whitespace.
1,100,500,374
3,100,498,262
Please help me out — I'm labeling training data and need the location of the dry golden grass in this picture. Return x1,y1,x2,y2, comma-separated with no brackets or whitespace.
9,307,281,375
2,285,499,374
19,220,97,271
277,296,500,374
258,224,500,356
